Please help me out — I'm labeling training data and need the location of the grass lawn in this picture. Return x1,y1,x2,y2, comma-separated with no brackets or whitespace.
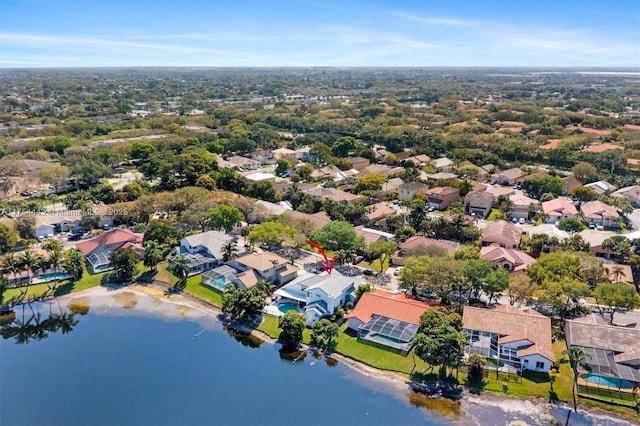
367,258,390,273
257,313,311,343
3,265,108,304
335,323,429,374
184,275,223,307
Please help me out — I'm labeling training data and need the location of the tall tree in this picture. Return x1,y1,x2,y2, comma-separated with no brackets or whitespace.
170,254,191,291
208,205,244,234
222,240,239,262
108,248,139,284
368,240,397,273
279,311,307,351
562,347,590,412
593,283,640,324
142,241,164,273
63,248,84,280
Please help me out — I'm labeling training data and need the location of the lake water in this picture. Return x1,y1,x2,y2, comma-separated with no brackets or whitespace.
0,290,634,426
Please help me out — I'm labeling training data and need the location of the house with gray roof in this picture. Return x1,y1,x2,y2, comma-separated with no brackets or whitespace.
274,271,361,325
172,231,246,275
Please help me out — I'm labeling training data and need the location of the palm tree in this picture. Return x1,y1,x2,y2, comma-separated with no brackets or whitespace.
143,241,163,273
222,240,239,263
47,249,62,292
170,255,191,292
3,253,21,286
562,346,591,412
33,255,49,283
336,249,356,266
610,265,625,283
20,250,35,287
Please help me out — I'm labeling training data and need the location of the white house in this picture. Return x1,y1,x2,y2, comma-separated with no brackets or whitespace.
463,305,554,373
273,271,359,325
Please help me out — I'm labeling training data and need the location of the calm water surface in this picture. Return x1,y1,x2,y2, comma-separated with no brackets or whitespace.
0,292,634,426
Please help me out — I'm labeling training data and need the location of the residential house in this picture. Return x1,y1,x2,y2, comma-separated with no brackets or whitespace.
541,198,578,224
565,319,640,387
480,220,523,249
480,246,535,273
486,186,515,200
288,211,332,231
424,172,459,181
346,290,432,353
432,157,454,171
201,264,262,292
272,148,298,162
361,164,404,177
348,157,371,171
245,172,276,183
611,185,640,207
77,228,144,273
305,187,359,204
251,149,277,165
561,176,582,195
228,155,260,170
464,190,494,218
478,164,496,181
577,230,617,259
274,271,359,325
584,180,617,196
172,231,244,276
354,226,394,245
382,177,404,192
509,193,538,220
425,186,460,210
491,168,523,185
397,181,428,201
366,202,404,228
580,200,620,228
294,147,313,162
603,264,634,285
405,154,431,167
229,252,298,285
392,236,457,265
463,305,554,373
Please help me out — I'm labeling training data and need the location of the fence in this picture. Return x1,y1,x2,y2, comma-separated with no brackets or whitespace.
578,384,638,408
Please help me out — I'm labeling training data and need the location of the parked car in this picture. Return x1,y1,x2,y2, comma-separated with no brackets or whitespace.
363,269,376,276
518,218,525,225
394,266,403,276
427,206,436,212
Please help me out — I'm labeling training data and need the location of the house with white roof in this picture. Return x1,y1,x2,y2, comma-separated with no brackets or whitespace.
273,271,360,325
611,185,640,207
584,180,616,196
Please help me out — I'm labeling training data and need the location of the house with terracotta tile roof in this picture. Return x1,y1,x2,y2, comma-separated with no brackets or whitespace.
392,236,457,265
432,157,454,171
464,190,494,218
580,200,620,228
480,246,535,273
229,252,298,285
354,226,394,245
405,154,431,167
348,156,371,170
541,198,578,224
481,220,523,249
463,305,554,373
509,193,538,220
425,186,460,210
346,290,432,353
305,186,359,204
562,176,583,194
76,228,144,273
288,211,332,231
603,264,634,285
491,167,523,185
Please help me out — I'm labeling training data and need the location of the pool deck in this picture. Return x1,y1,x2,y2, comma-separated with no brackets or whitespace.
577,377,636,394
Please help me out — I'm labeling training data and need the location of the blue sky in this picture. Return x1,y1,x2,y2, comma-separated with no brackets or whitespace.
1,0,639,67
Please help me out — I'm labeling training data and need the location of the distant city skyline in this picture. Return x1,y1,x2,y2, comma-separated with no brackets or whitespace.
2,0,639,68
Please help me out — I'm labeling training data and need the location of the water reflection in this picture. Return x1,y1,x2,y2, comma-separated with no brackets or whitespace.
0,301,79,344
224,326,263,348
408,391,462,419
278,348,307,363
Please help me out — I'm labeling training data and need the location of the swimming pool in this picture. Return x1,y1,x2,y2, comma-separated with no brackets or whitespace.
37,272,71,282
278,303,299,314
581,374,634,389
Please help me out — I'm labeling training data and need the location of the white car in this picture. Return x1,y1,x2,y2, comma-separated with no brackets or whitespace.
518,218,525,225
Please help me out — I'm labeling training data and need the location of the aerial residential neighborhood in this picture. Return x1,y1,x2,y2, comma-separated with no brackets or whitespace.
1,66,640,422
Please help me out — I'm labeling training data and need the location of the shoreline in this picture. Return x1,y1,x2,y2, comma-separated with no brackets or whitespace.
56,283,638,425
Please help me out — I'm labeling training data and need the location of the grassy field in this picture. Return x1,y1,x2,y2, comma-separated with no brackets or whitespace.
257,313,311,343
